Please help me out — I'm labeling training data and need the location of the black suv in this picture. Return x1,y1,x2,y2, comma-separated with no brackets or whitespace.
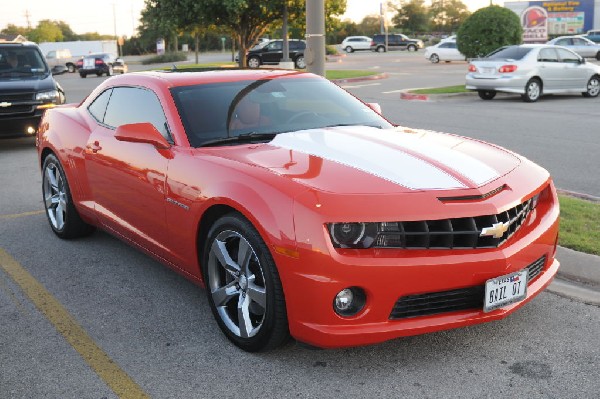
77,53,127,78
0,42,66,137
246,39,306,69
370,34,424,52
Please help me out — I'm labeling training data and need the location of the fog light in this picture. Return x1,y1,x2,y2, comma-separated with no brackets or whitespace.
26,126,36,135
333,287,366,317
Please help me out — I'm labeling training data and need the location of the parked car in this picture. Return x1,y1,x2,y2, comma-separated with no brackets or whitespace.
424,41,465,63
370,33,424,52
44,49,79,73
76,53,127,78
546,35,600,60
341,36,372,53
466,44,600,102
584,29,600,43
246,39,306,69
37,68,559,351
0,41,65,138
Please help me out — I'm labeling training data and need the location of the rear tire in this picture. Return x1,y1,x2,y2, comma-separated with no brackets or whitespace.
377,46,386,53
248,56,261,68
79,73,86,78
67,64,75,73
294,55,306,69
478,90,496,100
522,78,542,102
202,213,289,352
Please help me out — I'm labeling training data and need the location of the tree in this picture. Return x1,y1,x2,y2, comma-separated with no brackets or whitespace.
430,0,470,32
357,15,381,36
457,5,522,58
391,0,430,34
28,20,64,43
1,24,30,38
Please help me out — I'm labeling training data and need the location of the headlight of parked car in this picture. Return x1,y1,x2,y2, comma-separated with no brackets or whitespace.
36,90,60,102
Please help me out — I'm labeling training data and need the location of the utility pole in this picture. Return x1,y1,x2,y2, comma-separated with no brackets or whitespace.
112,3,120,57
24,10,32,30
306,0,325,76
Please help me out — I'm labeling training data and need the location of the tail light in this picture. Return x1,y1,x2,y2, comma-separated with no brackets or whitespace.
371,41,375,46
95,59,104,65
468,64,477,72
499,65,517,73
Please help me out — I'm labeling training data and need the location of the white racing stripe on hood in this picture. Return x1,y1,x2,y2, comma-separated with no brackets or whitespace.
269,128,471,190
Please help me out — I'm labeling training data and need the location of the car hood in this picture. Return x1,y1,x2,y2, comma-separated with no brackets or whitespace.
0,73,55,91
221,126,521,194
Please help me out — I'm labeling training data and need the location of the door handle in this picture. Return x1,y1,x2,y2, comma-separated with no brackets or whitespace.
86,141,102,153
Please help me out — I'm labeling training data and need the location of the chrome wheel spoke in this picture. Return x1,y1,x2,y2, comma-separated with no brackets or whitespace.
212,281,240,307
237,293,253,338
46,166,59,192
237,238,253,276
211,239,241,277
246,278,266,309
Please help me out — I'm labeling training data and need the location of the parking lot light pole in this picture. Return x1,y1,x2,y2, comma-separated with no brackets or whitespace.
306,0,325,77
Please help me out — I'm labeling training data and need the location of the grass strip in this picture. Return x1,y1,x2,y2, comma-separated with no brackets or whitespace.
409,85,469,94
558,194,600,256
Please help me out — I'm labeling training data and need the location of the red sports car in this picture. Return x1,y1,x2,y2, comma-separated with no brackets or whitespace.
36,69,560,351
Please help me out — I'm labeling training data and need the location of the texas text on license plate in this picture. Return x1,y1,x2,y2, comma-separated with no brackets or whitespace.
484,269,528,312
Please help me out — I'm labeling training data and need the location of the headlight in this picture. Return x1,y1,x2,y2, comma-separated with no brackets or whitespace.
328,222,377,248
36,90,59,102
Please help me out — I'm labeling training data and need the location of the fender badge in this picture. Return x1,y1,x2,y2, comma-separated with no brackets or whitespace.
480,222,510,238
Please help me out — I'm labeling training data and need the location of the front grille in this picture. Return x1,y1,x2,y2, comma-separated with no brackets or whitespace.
389,255,547,319
0,92,35,102
375,197,536,249
0,105,34,115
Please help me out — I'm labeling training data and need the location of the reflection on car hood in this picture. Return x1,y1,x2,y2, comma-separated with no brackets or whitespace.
234,126,521,194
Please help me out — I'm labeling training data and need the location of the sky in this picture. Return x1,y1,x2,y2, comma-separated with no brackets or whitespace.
0,0,499,38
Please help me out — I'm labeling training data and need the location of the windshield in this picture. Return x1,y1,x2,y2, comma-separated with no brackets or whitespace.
486,46,532,60
171,76,393,147
0,47,48,77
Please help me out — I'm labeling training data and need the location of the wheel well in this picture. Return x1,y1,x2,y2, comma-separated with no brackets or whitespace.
196,204,239,278
40,148,54,169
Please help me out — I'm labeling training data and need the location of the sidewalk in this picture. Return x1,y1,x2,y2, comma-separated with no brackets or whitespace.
548,247,600,305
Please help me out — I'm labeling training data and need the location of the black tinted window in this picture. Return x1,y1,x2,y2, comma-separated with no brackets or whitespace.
103,87,169,139
487,47,532,60
88,89,112,123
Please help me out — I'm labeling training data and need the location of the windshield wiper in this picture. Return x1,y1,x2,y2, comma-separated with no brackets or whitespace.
321,123,384,129
199,132,278,147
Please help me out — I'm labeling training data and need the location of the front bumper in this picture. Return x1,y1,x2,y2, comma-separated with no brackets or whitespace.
0,110,44,137
277,180,560,349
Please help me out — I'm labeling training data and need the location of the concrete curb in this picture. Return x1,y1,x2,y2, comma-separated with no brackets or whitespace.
400,89,476,101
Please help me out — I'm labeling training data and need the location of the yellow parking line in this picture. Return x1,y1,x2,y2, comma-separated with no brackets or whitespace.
0,249,150,399
0,210,45,219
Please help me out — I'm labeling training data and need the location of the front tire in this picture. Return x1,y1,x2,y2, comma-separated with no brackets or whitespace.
79,73,87,78
67,64,75,73
583,75,600,97
522,78,542,102
429,54,440,63
202,213,289,352
407,44,417,52
42,154,95,239
478,90,496,100
345,46,353,53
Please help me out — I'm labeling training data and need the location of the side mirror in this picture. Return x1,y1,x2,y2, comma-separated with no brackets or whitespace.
580,57,586,64
115,122,170,149
367,102,382,114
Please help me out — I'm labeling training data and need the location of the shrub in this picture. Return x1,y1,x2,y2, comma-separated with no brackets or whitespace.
326,45,339,55
141,52,188,65
457,5,523,59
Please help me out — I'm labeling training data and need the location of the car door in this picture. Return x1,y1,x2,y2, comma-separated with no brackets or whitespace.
572,37,595,58
262,40,283,64
439,42,462,61
556,47,588,89
84,86,173,256
536,48,563,90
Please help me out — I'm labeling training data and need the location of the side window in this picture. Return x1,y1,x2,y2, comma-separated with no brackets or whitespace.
268,41,282,51
87,89,113,123
103,87,170,140
538,48,558,62
557,48,580,63
47,51,56,59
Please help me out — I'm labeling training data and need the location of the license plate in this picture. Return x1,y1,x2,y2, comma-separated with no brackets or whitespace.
83,58,95,69
481,67,495,74
484,269,528,312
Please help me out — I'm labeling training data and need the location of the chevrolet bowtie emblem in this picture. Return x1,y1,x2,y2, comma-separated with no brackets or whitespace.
0,102,12,108
480,222,510,238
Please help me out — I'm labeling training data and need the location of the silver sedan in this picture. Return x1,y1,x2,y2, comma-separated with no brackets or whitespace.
547,35,600,60
466,44,600,102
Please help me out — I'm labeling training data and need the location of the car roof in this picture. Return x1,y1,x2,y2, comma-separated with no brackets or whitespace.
0,41,40,48
105,68,318,88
